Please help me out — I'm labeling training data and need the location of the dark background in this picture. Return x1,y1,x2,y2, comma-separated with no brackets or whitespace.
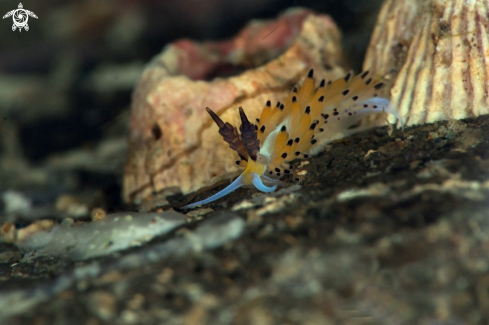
0,0,383,163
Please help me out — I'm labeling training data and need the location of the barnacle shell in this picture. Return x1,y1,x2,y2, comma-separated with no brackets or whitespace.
124,9,348,204
364,0,489,126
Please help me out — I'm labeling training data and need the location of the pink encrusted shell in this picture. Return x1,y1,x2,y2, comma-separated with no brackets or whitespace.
123,8,348,204
364,0,489,126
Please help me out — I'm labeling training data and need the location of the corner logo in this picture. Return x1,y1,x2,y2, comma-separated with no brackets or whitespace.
2,3,38,32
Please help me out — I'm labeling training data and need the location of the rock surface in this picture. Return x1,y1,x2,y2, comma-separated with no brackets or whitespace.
1,115,489,324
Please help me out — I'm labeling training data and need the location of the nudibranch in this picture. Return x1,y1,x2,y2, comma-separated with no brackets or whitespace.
182,69,403,209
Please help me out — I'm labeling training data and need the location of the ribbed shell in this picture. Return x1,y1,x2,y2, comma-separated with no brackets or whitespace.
364,0,489,126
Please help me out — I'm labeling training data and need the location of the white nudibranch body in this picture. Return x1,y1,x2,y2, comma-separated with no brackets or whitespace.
182,69,403,209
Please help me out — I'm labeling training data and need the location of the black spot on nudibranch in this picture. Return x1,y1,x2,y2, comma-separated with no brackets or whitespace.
322,114,329,119
275,168,280,173
318,96,324,102
293,88,298,93
303,154,309,158
305,106,311,114
281,153,288,159
361,70,369,79
342,89,350,96
276,101,281,107
294,137,300,143
308,69,314,78
311,139,317,144
319,128,324,132
366,78,372,85
235,161,241,165
152,123,163,140
352,96,358,101
255,125,258,131
256,118,260,123
260,125,265,133
348,112,352,116
287,139,293,146
280,104,285,110
281,125,286,132
363,104,368,108
344,72,351,81
284,169,291,174
333,112,339,116
374,82,384,89
266,100,271,107
292,96,297,102
319,79,325,87
295,151,301,156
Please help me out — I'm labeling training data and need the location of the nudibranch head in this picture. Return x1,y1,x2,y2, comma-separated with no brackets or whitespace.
182,69,403,209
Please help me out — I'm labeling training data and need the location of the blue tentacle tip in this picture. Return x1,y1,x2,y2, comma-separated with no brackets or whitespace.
252,173,277,193
182,174,245,209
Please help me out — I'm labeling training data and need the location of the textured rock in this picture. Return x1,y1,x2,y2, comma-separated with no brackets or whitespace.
364,0,489,126
9,211,186,260
2,115,489,324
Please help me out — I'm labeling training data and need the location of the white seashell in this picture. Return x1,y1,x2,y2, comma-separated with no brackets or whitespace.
364,0,489,126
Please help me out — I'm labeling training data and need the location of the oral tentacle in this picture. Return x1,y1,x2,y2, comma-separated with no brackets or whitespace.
251,173,277,192
182,174,245,208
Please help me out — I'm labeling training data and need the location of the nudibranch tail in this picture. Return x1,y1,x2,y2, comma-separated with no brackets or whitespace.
256,68,403,176
182,68,403,209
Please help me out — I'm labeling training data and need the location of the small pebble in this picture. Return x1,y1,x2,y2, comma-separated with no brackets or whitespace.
1,222,16,243
55,194,80,211
126,293,145,310
61,217,75,227
88,291,116,321
91,208,107,221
